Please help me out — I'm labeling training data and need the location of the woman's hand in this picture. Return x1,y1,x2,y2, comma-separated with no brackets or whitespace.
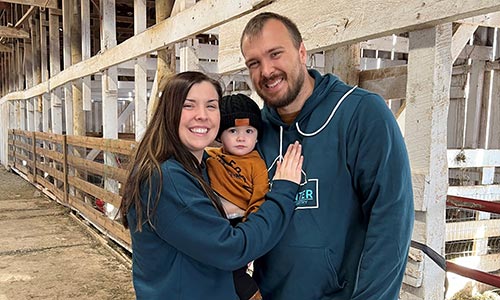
272,141,303,185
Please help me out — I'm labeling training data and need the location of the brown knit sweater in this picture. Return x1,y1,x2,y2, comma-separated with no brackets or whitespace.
206,147,269,218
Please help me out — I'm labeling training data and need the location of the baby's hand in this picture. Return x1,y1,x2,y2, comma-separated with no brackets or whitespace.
272,141,303,185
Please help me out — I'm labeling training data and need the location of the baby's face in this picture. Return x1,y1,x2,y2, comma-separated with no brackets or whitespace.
220,125,258,156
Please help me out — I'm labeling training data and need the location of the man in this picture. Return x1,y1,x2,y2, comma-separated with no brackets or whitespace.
240,12,415,300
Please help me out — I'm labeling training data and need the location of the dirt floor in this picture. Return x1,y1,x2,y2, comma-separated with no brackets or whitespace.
0,167,135,300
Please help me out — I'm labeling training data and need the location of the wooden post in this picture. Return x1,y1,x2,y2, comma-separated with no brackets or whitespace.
63,134,69,204
24,35,34,132
63,0,73,135
49,9,63,134
134,0,147,141
324,43,360,86
71,0,84,136
40,10,50,133
486,28,500,149
19,100,26,130
401,24,452,300
11,129,16,168
179,39,201,72
32,131,37,183
100,0,120,218
81,0,91,111
147,0,175,122
30,13,42,132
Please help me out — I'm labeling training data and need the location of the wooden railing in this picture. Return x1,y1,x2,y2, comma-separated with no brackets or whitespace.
7,129,136,249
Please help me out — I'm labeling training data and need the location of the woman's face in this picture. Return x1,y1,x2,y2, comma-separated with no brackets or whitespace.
179,81,220,162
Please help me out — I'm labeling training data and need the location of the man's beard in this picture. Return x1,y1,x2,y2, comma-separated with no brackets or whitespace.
258,68,305,109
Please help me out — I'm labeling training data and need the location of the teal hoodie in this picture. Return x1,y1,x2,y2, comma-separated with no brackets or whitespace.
127,158,299,299
255,69,414,300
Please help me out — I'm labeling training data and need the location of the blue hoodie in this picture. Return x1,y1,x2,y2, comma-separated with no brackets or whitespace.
127,158,299,299
255,69,414,300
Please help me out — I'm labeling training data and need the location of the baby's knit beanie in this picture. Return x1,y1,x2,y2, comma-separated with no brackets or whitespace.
218,93,262,139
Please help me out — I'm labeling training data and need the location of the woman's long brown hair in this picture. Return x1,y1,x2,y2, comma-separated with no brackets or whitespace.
119,71,226,231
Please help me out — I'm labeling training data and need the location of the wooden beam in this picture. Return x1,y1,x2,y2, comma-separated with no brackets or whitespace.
0,26,29,39
451,23,478,63
0,0,272,103
218,0,500,73
360,35,409,53
0,43,12,52
448,149,500,168
457,11,500,27
0,0,58,9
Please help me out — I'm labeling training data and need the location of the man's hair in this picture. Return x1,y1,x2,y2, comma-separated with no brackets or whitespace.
240,12,303,50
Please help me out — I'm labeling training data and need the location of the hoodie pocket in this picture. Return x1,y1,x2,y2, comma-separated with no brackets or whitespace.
325,248,347,292
259,246,346,298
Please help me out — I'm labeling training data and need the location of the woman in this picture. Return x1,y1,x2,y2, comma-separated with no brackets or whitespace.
119,71,303,299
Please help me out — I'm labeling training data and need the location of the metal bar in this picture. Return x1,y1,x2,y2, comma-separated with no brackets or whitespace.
447,261,500,288
447,195,500,214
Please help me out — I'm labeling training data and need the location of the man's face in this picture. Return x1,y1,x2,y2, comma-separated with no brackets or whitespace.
241,19,307,109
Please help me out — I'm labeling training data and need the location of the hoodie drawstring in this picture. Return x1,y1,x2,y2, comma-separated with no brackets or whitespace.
267,126,284,174
295,85,357,137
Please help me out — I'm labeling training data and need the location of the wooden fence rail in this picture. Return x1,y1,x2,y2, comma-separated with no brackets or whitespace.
7,129,136,249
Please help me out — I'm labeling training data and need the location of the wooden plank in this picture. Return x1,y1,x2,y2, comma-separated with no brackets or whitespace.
36,161,65,182
13,129,31,137
451,24,478,63
36,175,64,200
457,11,500,27
218,0,500,73
68,175,122,207
35,131,64,143
457,44,493,61
446,219,500,242
360,35,409,53
0,0,272,103
14,140,32,152
447,97,466,148
66,135,137,155
0,26,29,39
0,43,13,52
448,149,500,168
36,146,64,163
1,0,58,9
359,65,407,100
66,154,128,183
69,194,131,246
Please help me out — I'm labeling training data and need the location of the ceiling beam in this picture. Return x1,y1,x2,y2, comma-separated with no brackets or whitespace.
456,11,500,27
0,0,272,102
0,0,57,9
218,0,500,73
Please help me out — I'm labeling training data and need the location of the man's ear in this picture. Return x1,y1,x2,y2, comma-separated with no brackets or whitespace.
299,42,307,64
